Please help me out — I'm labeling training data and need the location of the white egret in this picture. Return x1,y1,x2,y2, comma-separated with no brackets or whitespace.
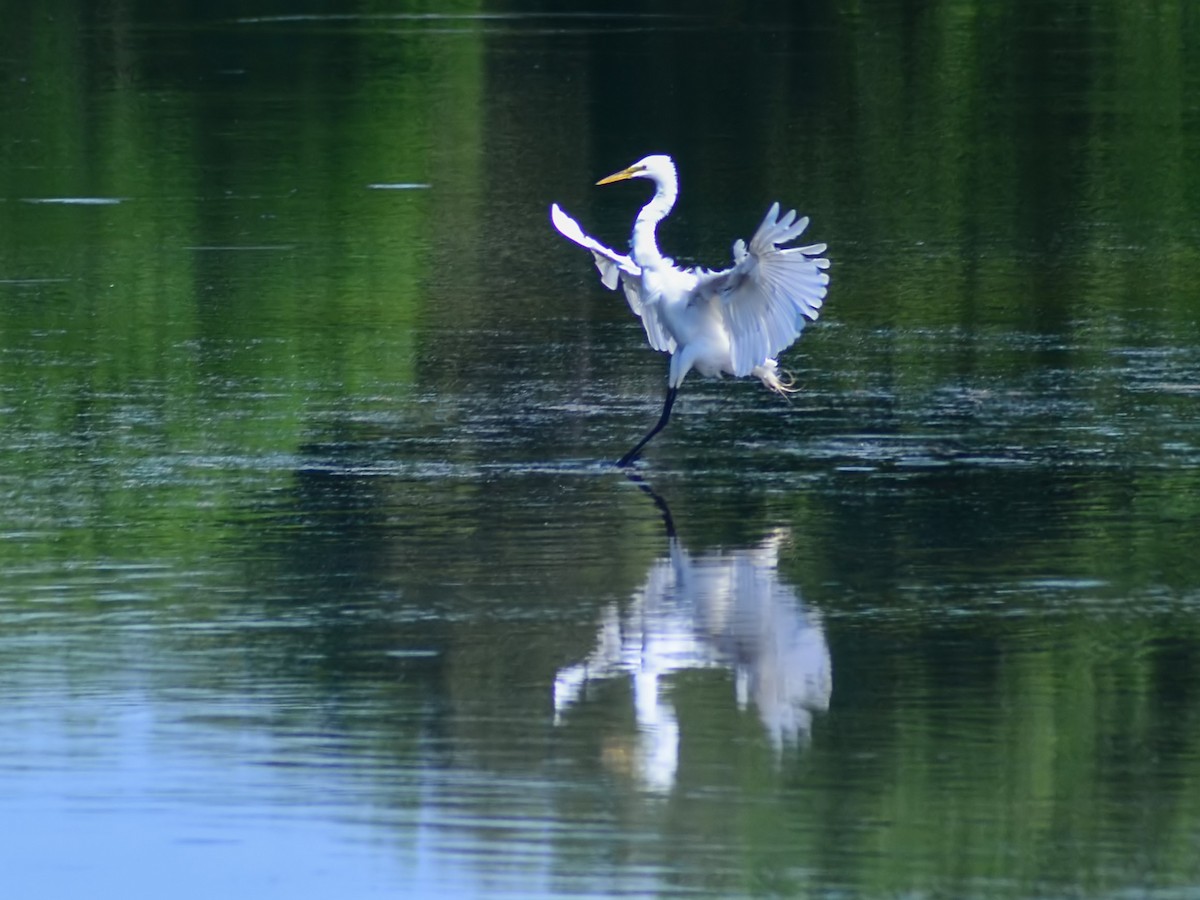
551,154,831,466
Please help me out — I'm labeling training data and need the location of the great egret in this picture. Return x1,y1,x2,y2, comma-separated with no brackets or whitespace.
551,154,830,466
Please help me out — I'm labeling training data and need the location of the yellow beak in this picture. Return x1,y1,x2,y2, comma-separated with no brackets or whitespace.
596,165,641,186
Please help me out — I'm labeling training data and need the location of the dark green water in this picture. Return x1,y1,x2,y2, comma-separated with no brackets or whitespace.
3,2,1200,897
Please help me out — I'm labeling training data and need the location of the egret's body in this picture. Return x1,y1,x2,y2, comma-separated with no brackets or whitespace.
551,154,830,466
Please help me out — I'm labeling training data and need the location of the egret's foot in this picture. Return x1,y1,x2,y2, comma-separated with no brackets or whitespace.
615,451,641,468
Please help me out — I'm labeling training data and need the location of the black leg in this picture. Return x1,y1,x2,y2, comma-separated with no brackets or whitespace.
616,387,677,467
623,471,677,539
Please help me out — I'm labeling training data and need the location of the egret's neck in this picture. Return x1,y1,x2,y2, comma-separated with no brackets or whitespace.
631,179,677,269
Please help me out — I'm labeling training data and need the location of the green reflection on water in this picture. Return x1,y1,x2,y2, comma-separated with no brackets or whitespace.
1,1,487,561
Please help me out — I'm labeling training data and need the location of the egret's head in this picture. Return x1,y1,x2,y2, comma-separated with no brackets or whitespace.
597,154,676,187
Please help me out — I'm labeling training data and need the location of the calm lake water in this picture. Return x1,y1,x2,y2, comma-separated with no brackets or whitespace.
3,2,1200,897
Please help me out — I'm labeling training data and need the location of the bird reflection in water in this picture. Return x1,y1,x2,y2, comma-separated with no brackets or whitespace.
554,477,831,791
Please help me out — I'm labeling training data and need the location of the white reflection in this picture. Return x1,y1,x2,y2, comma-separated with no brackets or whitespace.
555,507,831,791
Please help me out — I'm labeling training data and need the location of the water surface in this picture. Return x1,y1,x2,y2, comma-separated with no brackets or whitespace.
3,2,1200,897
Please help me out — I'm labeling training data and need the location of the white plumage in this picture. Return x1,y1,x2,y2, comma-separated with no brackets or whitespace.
551,154,830,466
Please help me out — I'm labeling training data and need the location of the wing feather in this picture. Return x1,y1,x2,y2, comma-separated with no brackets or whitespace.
550,203,676,354
696,203,830,377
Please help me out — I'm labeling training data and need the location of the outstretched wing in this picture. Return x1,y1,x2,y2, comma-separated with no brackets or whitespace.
550,203,676,354
550,203,638,290
695,203,830,377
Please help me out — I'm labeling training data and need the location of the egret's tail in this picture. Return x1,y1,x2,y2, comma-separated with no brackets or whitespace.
753,360,800,397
